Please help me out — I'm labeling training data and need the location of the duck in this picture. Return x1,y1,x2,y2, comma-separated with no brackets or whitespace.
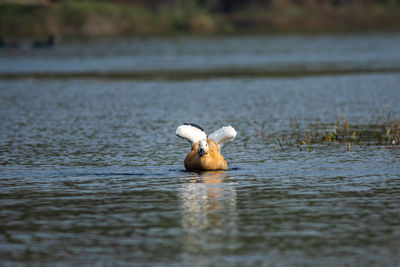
0,37,19,49
176,123,237,171
32,35,54,48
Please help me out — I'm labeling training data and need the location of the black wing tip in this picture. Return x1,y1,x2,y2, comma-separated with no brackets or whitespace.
183,123,205,132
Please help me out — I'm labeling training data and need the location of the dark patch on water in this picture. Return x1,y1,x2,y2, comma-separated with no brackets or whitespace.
75,172,149,177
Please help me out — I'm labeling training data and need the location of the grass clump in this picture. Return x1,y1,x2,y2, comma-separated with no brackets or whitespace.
250,110,400,152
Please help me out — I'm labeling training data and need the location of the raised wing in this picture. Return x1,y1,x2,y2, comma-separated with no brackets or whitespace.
208,126,237,149
176,123,207,145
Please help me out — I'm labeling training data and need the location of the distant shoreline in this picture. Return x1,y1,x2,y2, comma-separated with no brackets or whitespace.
1,1,400,37
2,67,400,81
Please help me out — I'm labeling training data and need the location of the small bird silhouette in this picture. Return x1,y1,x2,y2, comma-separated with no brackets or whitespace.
32,35,54,48
0,37,19,49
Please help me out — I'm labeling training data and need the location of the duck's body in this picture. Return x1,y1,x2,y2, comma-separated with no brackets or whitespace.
184,139,227,171
176,123,236,172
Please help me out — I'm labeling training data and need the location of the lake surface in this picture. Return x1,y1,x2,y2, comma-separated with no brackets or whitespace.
1,34,400,266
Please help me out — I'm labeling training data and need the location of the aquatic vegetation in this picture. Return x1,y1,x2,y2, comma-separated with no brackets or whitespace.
251,111,400,152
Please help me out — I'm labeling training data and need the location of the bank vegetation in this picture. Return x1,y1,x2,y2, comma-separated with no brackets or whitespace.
1,0,400,37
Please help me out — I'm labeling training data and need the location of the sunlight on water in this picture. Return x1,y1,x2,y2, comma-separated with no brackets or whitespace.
1,35,400,265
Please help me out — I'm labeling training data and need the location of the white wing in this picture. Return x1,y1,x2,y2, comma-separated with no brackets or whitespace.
176,124,207,145
208,126,237,149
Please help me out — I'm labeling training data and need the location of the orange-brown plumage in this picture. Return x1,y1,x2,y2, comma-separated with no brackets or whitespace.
176,124,236,172
184,139,227,171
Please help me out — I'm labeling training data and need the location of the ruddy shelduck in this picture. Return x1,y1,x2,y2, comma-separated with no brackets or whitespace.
176,123,237,171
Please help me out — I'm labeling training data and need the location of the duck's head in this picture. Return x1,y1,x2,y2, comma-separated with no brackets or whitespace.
198,140,209,156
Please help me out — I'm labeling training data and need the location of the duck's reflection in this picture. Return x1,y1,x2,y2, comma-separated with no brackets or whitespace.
180,171,237,254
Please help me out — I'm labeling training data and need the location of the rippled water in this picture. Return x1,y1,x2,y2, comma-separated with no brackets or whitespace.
1,34,400,75
1,35,400,266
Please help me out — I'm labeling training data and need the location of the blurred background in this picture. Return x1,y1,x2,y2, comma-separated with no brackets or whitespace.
1,0,400,37
1,0,400,266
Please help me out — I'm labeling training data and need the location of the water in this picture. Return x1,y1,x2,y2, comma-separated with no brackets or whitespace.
1,34,400,75
1,34,400,266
